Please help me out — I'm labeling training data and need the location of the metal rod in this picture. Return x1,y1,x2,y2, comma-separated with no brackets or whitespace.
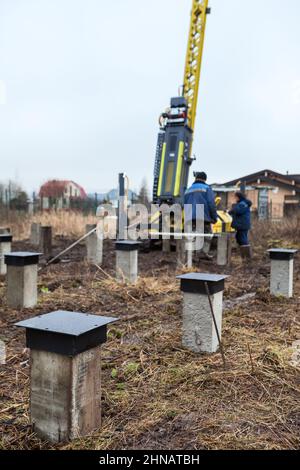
39,227,97,271
149,232,218,238
204,281,227,370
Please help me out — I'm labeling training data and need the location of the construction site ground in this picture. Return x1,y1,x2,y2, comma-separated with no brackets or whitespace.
0,221,299,450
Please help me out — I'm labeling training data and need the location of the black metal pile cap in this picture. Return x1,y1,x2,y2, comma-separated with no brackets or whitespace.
5,252,42,266
15,310,119,356
115,240,141,251
268,249,298,261
177,273,229,295
0,234,13,243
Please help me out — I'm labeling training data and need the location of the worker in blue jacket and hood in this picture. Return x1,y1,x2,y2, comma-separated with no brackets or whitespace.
229,191,252,258
184,172,218,258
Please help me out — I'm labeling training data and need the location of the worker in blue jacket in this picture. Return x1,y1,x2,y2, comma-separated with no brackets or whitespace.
184,172,218,257
229,192,252,257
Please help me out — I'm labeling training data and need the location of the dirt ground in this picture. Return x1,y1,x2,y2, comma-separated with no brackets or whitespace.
0,227,299,450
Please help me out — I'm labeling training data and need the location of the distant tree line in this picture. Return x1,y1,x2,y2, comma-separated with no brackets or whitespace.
0,180,29,211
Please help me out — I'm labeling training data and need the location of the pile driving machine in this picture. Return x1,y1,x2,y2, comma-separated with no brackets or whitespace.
151,0,232,235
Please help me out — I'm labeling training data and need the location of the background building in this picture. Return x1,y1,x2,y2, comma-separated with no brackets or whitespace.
213,170,300,220
39,180,87,210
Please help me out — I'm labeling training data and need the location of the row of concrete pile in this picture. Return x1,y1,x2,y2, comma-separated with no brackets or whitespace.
30,222,104,265
0,224,298,444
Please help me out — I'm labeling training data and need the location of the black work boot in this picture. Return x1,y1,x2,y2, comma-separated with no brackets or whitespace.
240,245,252,260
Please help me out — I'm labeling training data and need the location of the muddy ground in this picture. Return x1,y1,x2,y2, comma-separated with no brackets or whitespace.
0,234,299,450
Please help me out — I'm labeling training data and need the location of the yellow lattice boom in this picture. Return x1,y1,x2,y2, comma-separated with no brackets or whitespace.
183,0,209,131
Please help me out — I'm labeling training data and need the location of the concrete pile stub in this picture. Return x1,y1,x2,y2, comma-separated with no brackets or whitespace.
176,239,186,267
217,233,233,266
30,223,41,246
39,226,52,258
0,227,11,234
177,273,228,354
0,234,13,275
15,311,118,443
268,249,298,298
5,252,41,308
85,224,103,265
163,238,171,253
115,241,140,284
185,237,194,268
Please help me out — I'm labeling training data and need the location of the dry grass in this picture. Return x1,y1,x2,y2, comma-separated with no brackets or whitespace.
0,217,299,450
251,217,300,251
0,210,97,240
1,267,299,450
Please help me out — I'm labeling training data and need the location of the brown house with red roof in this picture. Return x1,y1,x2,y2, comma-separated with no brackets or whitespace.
39,180,87,210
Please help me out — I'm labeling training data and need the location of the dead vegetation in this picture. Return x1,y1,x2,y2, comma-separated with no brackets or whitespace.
0,217,299,450
0,210,97,240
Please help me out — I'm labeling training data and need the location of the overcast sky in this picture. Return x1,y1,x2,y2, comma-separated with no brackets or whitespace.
0,0,300,195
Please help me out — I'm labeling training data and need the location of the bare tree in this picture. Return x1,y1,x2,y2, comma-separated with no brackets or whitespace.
138,178,150,208
0,180,28,210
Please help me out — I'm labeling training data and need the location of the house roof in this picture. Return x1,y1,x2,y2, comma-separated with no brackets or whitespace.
39,180,87,199
223,169,300,192
256,177,300,194
287,174,300,183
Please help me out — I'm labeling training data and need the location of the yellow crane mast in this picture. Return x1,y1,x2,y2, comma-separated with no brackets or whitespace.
153,0,210,206
150,0,232,236
184,0,210,132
